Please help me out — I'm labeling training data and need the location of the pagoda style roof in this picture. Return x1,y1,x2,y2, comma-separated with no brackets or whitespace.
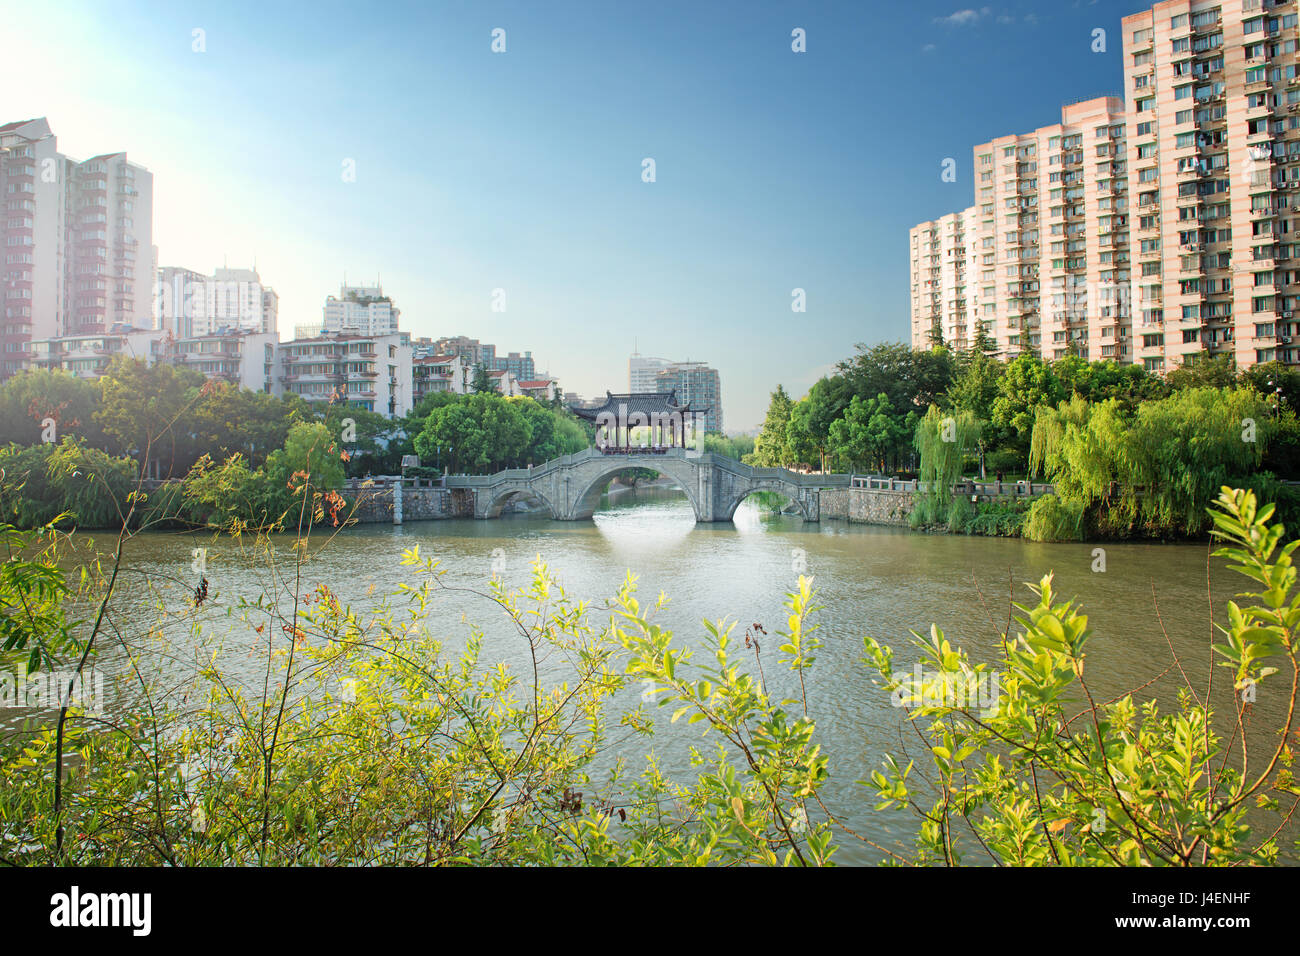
570,390,710,420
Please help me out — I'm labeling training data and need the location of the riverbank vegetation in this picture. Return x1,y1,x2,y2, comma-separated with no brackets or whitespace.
2,485,1297,865
0,360,590,530
752,342,1300,540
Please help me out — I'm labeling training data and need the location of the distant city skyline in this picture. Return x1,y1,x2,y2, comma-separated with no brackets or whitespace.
3,0,1159,429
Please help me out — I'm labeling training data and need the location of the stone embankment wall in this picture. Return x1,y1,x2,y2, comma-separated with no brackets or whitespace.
819,488,916,526
348,485,454,523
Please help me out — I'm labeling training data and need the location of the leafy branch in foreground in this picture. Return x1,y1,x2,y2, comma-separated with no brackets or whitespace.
862,486,1300,865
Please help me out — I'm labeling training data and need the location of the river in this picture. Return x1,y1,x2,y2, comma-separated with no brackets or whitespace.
40,484,1298,864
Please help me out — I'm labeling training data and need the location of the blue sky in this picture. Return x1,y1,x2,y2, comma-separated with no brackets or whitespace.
4,0,1151,430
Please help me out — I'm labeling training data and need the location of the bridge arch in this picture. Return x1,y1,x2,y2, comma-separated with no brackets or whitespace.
722,480,813,522
568,459,703,521
482,484,560,519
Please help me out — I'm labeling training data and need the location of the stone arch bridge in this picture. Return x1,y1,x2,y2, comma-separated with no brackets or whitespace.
443,447,850,522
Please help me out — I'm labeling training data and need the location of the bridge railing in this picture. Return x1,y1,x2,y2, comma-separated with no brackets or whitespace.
848,475,1055,496
439,447,856,489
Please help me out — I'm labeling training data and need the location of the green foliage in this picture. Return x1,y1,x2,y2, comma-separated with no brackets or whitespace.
702,432,755,460
0,523,80,673
0,546,836,866
0,439,136,529
1022,493,1086,542
0,369,106,449
836,340,954,413
958,499,1029,537
828,392,913,473
991,355,1063,458
1166,352,1237,391
751,385,795,466
1029,387,1274,537
180,453,285,530
470,364,496,394
912,406,981,527
412,393,580,474
95,357,205,475
4,487,1300,866
265,422,347,492
785,377,852,472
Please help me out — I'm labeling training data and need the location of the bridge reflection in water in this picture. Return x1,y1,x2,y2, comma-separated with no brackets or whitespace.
443,447,851,522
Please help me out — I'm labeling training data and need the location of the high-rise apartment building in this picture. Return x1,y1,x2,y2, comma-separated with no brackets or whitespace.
629,353,673,392
654,360,723,434
156,265,278,337
1123,0,1300,372
910,0,1299,373
971,96,1132,362
909,208,978,350
0,118,154,378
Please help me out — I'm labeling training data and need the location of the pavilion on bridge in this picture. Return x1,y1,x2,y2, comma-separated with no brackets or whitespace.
570,390,710,454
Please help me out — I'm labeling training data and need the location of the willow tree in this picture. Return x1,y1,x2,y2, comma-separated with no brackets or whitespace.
1028,387,1275,537
912,406,981,527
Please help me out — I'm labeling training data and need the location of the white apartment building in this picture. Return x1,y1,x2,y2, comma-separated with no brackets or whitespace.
156,266,279,337
171,330,278,392
1,118,155,378
28,329,165,379
278,332,413,418
629,353,673,392
412,353,469,404
298,283,400,339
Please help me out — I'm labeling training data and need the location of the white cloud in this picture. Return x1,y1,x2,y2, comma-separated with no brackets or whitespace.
922,43,937,53
933,7,991,27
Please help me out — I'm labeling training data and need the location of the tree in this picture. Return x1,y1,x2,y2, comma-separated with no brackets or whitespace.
1240,360,1300,412
946,350,1004,477
0,370,105,449
1027,387,1277,537
470,364,496,394
990,355,1062,463
516,399,586,464
95,358,205,478
413,393,531,474
752,385,795,467
0,439,136,530
784,377,851,472
828,393,908,473
264,422,347,493
837,341,954,413
912,406,981,527
1166,352,1236,391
